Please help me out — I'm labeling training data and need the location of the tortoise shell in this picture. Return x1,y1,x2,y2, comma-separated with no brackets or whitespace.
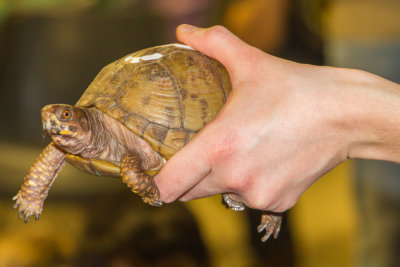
76,44,231,160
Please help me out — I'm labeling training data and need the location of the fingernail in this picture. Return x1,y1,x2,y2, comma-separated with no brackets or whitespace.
178,24,198,33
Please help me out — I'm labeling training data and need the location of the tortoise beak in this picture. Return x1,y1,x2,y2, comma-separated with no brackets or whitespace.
41,104,58,115
41,105,57,124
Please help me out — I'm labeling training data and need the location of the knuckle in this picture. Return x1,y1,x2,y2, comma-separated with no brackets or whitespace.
244,191,271,210
223,174,247,194
204,25,230,43
208,142,234,164
205,129,241,164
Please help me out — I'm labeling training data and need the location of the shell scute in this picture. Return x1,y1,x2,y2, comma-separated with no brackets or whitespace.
160,129,189,159
160,51,227,130
124,113,149,137
76,60,131,111
143,123,168,150
117,63,182,129
106,104,127,119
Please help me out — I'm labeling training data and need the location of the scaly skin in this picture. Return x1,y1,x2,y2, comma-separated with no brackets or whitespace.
120,153,162,207
13,142,65,222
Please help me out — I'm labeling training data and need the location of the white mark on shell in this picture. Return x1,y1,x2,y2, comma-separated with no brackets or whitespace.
171,43,194,50
125,53,163,64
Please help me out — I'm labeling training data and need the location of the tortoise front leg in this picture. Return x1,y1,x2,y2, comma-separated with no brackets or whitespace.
13,142,66,222
120,153,162,207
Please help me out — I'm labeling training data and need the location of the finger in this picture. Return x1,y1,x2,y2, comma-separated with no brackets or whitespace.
179,183,243,205
175,24,264,81
177,171,223,202
154,134,211,203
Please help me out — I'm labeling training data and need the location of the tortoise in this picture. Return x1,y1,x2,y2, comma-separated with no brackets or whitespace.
13,44,282,242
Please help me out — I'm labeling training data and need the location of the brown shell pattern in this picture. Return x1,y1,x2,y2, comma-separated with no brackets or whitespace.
76,44,231,159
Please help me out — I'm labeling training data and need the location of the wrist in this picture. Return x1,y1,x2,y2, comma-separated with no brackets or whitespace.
341,69,400,162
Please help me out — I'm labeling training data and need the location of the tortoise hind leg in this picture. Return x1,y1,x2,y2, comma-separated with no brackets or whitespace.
120,153,162,206
258,212,283,242
223,194,283,242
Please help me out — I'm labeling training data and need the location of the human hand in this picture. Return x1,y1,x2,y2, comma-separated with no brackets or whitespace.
155,24,400,212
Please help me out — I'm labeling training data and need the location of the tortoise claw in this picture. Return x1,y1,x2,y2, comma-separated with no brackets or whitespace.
142,196,163,207
13,192,43,223
259,229,273,242
258,212,282,242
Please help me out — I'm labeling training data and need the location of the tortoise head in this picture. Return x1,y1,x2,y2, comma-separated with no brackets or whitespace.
41,104,90,153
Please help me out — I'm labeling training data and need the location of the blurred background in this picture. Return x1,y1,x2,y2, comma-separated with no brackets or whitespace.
0,0,399,266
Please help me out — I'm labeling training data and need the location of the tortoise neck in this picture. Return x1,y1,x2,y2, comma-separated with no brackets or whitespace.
79,108,110,158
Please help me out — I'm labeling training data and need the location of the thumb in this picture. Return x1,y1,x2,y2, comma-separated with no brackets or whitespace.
176,24,262,81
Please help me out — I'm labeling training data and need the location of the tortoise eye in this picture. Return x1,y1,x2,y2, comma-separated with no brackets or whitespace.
62,110,71,120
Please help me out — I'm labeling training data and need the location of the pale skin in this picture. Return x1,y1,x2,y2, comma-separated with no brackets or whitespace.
155,24,400,213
